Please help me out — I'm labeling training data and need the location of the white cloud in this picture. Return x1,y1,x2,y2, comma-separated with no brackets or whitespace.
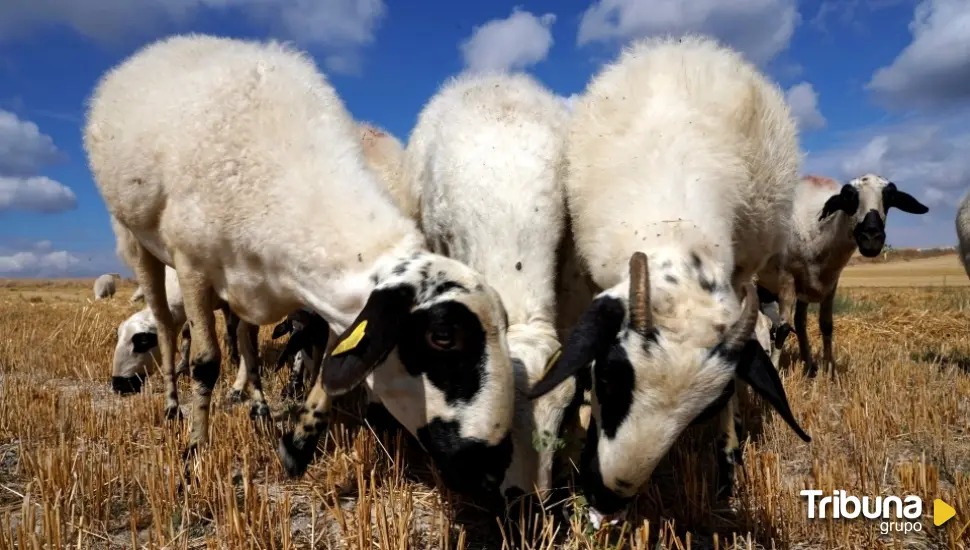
0,109,62,176
0,176,77,213
785,82,826,131
0,241,127,278
0,0,388,75
460,8,556,73
0,109,74,214
576,0,800,65
867,0,970,109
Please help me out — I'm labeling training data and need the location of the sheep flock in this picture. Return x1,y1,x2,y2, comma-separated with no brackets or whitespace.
9,30,970,549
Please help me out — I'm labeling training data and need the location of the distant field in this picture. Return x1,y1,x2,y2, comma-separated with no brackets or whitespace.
840,252,970,287
1,256,969,549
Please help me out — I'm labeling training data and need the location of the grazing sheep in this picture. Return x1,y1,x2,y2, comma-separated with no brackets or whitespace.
94,273,121,300
756,173,928,375
84,34,515,496
357,123,416,222
959,189,970,280
111,265,254,401
403,71,578,504
526,35,812,527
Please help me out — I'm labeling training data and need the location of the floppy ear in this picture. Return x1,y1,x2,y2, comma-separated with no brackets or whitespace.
819,184,860,221
883,182,929,215
734,339,811,443
272,319,292,339
527,296,625,400
321,285,416,396
131,331,158,354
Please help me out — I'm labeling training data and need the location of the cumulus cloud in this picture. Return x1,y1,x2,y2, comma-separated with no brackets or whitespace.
0,109,74,214
460,8,556,73
0,0,387,74
576,0,800,65
785,82,826,131
0,240,127,278
867,0,970,109
805,116,970,215
0,176,77,213
0,109,63,176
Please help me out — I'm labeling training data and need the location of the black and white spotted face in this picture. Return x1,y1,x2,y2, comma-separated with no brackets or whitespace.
819,173,929,257
321,251,515,499
528,250,811,523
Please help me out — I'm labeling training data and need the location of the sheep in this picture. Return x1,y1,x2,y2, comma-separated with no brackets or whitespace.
94,273,121,300
402,71,581,506
755,173,928,375
111,265,255,401
959,189,970,281
357,123,417,222
83,34,516,495
525,34,812,527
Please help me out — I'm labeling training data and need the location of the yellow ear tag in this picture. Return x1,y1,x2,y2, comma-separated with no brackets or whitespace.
331,320,368,356
541,347,562,379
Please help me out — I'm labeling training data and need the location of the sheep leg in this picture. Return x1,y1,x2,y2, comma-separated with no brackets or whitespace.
134,249,180,420
770,273,796,367
794,300,817,377
221,306,250,404
277,371,332,477
238,321,270,419
173,260,221,459
281,339,307,400
175,321,191,377
819,287,836,373
715,393,743,498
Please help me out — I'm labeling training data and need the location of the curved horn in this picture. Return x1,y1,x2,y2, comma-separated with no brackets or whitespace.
724,282,759,350
628,252,652,333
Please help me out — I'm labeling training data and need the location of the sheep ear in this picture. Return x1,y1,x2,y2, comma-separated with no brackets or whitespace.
734,339,811,443
819,184,860,220
527,295,625,400
883,183,929,215
131,332,158,353
272,319,292,339
321,285,416,396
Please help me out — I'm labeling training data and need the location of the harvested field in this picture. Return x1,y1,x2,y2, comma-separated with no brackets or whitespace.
1,256,970,549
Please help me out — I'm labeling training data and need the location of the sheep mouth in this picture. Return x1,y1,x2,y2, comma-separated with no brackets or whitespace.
112,375,144,395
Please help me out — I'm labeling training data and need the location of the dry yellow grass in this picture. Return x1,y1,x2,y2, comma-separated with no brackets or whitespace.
1,259,969,549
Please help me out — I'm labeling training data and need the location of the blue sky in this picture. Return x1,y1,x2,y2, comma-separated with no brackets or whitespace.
0,0,968,278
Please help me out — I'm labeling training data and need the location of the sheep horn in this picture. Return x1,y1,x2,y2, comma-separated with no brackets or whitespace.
628,252,652,333
724,283,759,350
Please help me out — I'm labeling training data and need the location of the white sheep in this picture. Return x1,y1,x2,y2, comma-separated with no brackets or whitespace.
83,34,516,494
526,34,812,527
357,123,417,223
403,71,579,505
111,265,255,399
94,273,121,300
958,189,970,280
755,173,928,375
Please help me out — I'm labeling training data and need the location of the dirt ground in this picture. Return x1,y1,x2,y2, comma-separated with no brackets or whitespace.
1,252,969,549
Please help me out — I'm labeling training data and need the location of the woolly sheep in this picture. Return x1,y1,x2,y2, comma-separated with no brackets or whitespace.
403,71,579,505
755,174,928,375
526,34,812,527
112,265,254,400
94,273,121,300
83,34,515,494
357,123,417,222
959,189,970,281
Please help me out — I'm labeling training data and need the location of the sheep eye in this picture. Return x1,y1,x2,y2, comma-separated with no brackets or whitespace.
427,327,457,350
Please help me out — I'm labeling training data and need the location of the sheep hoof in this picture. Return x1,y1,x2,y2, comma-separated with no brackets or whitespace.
249,401,270,420
277,432,317,478
803,359,819,378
